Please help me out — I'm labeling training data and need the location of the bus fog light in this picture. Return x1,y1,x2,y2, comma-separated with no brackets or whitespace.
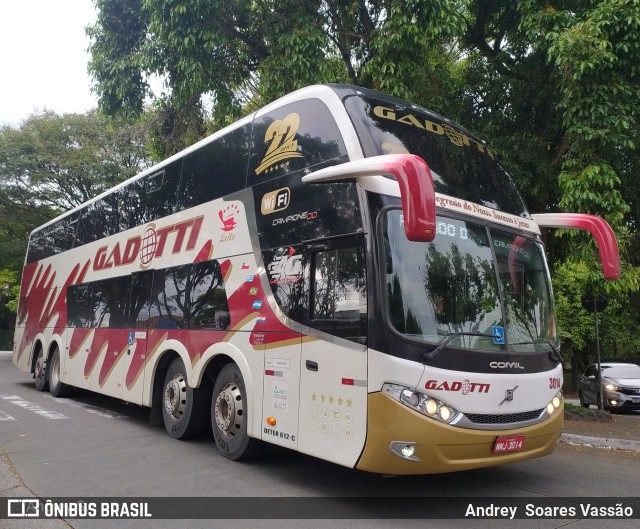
401,445,415,458
389,441,420,462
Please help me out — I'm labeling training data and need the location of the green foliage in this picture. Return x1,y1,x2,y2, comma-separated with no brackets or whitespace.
0,110,152,275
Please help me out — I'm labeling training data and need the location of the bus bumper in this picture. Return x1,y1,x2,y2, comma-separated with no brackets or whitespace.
356,392,563,475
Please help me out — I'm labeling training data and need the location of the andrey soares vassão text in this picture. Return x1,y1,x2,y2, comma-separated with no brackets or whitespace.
465,502,635,520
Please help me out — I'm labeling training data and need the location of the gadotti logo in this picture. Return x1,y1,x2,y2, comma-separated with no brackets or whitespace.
93,216,204,271
425,379,491,394
373,105,494,159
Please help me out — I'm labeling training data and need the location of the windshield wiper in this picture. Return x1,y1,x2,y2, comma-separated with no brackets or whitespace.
510,339,563,365
423,331,496,364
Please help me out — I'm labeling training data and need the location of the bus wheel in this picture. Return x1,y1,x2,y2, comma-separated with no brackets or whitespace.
211,363,256,460
162,358,207,439
49,348,71,398
34,348,49,392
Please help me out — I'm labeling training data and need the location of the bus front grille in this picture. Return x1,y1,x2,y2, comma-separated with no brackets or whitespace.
464,409,545,425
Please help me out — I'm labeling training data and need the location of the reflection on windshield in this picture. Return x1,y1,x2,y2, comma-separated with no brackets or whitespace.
383,210,557,352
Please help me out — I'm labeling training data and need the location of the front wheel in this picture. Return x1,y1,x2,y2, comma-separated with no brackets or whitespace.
211,364,257,460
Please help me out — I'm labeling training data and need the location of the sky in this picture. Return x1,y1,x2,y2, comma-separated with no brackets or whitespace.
0,0,98,125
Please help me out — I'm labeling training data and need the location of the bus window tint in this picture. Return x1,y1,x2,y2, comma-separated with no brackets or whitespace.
344,95,528,217
264,246,306,322
148,265,190,330
129,272,153,329
76,196,120,245
146,261,230,331
67,285,93,328
384,210,501,349
190,260,230,331
92,277,131,329
178,126,250,210
309,243,366,344
27,212,79,263
492,232,556,351
136,160,182,225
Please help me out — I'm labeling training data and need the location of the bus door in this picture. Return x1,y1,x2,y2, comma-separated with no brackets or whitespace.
260,247,304,451
122,270,153,405
297,236,369,468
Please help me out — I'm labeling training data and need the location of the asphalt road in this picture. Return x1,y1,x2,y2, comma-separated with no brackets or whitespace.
1,351,639,529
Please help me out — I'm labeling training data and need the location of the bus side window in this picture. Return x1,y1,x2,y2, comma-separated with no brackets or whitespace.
190,260,230,331
178,126,250,210
137,160,182,224
67,284,93,328
92,277,132,329
147,264,190,330
129,271,153,329
307,239,367,345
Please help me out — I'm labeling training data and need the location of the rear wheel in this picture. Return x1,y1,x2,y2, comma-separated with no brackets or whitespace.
211,363,257,460
33,348,48,392
49,348,71,398
162,358,208,439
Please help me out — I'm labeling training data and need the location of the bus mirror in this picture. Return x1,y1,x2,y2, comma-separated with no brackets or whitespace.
531,213,620,281
302,154,436,242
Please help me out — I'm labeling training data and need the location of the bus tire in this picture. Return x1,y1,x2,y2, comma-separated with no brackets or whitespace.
34,347,49,392
211,363,256,461
49,348,71,398
162,358,207,439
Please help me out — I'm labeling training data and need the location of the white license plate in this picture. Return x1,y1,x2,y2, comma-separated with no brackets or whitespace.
493,434,525,453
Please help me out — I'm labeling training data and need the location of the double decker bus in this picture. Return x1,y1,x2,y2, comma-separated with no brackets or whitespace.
13,85,619,474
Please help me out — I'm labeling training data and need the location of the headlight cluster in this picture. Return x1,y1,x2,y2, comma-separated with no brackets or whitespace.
604,380,618,391
382,383,460,424
546,392,562,415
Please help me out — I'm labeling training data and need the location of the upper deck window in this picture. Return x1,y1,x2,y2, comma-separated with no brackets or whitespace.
343,95,528,217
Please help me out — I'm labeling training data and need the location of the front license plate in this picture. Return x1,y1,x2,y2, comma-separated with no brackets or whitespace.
631,397,640,403
493,434,525,453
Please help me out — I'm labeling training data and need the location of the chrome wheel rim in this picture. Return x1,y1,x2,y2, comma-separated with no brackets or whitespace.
35,352,46,384
164,373,187,420
214,383,243,439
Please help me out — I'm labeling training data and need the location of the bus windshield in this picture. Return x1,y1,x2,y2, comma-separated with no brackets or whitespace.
383,209,557,353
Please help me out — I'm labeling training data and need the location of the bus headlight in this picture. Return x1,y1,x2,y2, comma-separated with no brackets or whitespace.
546,391,562,415
382,383,460,424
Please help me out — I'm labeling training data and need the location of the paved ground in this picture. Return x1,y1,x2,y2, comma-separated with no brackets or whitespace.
562,396,640,451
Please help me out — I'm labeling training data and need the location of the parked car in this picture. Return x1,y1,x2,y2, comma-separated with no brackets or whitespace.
578,362,640,411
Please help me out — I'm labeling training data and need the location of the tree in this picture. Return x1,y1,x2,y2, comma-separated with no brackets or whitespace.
87,0,463,155
0,110,152,277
